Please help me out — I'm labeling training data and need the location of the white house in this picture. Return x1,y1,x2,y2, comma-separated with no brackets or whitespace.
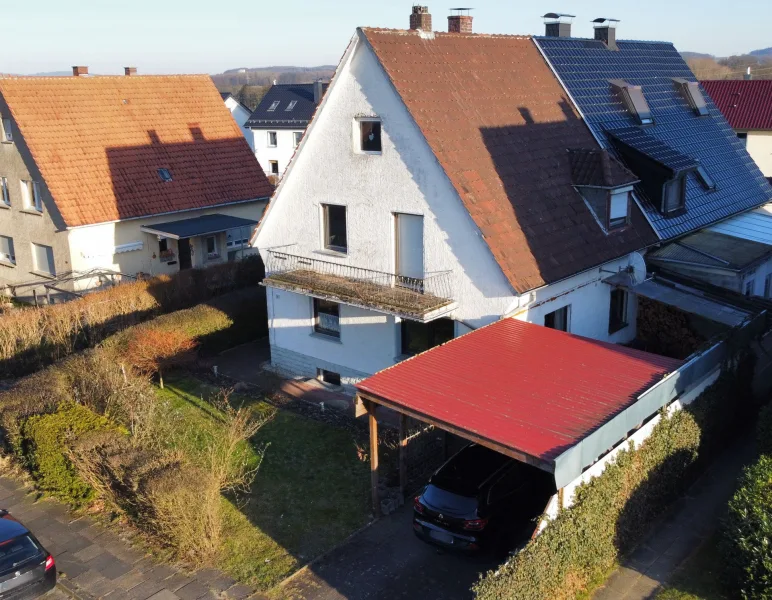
246,82,327,179
255,11,660,392
0,67,272,300
221,92,254,151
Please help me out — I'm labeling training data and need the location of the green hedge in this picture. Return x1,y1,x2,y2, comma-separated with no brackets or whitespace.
721,455,772,599
474,372,744,600
21,403,117,505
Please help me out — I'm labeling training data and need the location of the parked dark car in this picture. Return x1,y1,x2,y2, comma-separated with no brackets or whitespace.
413,443,555,553
0,510,56,600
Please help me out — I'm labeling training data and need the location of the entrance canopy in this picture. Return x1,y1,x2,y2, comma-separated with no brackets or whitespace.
356,319,682,482
140,214,258,240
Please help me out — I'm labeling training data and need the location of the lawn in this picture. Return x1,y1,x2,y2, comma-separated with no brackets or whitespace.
155,374,372,590
657,534,729,600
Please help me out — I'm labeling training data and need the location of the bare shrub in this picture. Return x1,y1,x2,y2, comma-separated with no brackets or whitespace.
123,328,197,389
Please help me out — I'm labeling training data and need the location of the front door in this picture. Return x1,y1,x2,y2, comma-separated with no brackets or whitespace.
178,238,192,270
395,213,424,285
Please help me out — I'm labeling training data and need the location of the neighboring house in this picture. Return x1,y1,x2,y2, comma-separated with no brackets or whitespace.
246,82,327,179
536,21,772,243
701,80,772,180
0,66,272,300
221,92,254,150
255,9,661,392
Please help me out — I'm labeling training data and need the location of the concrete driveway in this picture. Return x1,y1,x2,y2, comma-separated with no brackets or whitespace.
276,506,497,600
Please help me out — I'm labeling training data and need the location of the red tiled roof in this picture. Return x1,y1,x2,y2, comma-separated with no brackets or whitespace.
0,75,272,227
357,318,682,463
701,80,772,131
361,29,657,294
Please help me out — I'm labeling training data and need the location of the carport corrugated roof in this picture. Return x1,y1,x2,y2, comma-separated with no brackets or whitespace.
356,319,682,467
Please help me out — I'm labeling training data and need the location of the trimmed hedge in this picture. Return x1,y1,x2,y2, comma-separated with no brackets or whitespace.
0,256,264,378
721,455,772,599
473,371,746,600
21,403,117,505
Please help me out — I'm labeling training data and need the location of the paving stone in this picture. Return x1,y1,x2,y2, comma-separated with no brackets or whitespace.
125,579,166,600
192,569,220,585
147,591,180,600
100,559,133,581
57,554,90,579
163,574,196,593
174,582,210,600
112,569,147,592
60,534,93,554
222,584,252,600
103,590,132,600
207,576,236,594
75,544,105,563
72,569,111,591
146,564,177,582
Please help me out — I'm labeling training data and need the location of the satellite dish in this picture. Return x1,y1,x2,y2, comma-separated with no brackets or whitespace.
628,252,647,285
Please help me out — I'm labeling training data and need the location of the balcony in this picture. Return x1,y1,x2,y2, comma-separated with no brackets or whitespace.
263,249,457,322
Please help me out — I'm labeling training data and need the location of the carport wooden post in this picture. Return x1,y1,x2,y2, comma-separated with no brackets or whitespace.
399,414,408,501
368,401,381,517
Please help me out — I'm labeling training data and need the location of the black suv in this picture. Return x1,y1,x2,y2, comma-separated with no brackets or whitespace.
413,443,555,553
0,510,56,600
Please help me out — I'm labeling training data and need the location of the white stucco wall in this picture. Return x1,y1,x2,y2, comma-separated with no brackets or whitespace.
224,97,254,151
257,32,641,385
745,130,772,177
252,128,304,177
67,201,264,290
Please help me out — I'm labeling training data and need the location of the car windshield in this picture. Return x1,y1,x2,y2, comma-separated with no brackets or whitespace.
422,484,478,515
0,535,40,572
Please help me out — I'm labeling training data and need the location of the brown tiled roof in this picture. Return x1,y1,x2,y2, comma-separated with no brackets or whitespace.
569,149,639,188
361,29,657,293
0,75,272,227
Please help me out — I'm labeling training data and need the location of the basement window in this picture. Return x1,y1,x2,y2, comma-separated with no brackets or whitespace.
157,168,173,182
317,368,342,387
313,299,340,338
608,289,629,334
357,118,382,154
672,78,709,116
285,100,297,111
322,204,347,253
267,100,280,112
610,80,653,125
544,305,570,332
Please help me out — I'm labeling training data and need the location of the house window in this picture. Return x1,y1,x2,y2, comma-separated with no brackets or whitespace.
745,279,755,297
267,101,280,112
226,227,251,248
737,132,748,145
32,243,55,276
267,131,278,147
765,274,772,299
608,289,629,334
293,131,303,147
662,176,686,214
1,177,9,206
322,204,347,252
20,180,42,212
313,299,340,338
269,161,279,175
358,119,382,153
317,368,341,386
400,318,454,356
285,101,298,111
0,235,15,265
608,191,630,229
1,118,12,143
157,168,173,182
205,235,218,259
544,305,570,332
159,238,168,253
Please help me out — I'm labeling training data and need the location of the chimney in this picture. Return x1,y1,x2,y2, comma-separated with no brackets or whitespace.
410,5,432,31
447,8,473,34
124,66,137,76
72,65,88,77
314,79,324,105
593,18,619,50
745,67,753,80
543,13,575,37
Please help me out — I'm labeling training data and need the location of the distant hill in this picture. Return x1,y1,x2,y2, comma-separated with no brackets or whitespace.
30,71,72,76
212,65,335,89
750,47,772,57
681,51,714,60
222,65,335,75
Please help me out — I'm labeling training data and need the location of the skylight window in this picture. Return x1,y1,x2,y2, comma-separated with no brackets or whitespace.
158,168,173,182
285,101,297,112
610,80,653,125
696,164,716,191
267,101,280,112
672,78,709,116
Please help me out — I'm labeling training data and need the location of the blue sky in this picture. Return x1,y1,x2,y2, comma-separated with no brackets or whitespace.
4,0,771,75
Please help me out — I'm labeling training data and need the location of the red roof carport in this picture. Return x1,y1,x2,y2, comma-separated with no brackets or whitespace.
355,318,682,515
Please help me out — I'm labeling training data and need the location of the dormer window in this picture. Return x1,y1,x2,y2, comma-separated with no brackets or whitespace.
608,190,631,229
267,101,280,112
663,175,687,214
610,80,653,125
672,78,709,116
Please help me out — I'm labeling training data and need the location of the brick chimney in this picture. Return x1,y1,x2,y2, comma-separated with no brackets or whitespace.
124,67,137,76
72,66,88,77
593,18,619,50
447,8,473,33
410,5,432,31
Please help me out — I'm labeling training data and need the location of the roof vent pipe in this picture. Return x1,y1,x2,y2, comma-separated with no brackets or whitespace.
745,67,753,81
447,8,473,33
72,66,88,77
410,5,432,31
593,18,620,50
543,13,575,37
124,67,137,76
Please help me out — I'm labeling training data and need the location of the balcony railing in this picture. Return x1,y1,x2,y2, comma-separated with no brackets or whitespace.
263,249,456,321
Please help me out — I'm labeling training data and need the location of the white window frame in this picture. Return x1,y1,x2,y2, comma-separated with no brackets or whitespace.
285,100,298,111
321,203,348,254
1,177,9,206
293,131,303,148
354,117,382,155
267,131,278,148
0,235,15,265
312,298,341,339
1,118,12,143
544,304,571,332
205,235,219,259
31,242,55,276
267,100,280,112
21,180,42,213
268,160,279,175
